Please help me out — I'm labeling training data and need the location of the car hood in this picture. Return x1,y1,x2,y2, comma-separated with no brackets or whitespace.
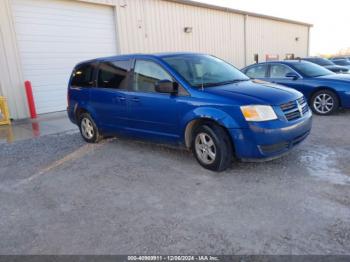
324,65,349,72
204,80,301,106
317,74,350,81
337,65,350,70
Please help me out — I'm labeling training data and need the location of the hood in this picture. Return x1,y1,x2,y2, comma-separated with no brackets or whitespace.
337,65,350,70
204,80,301,106
317,73,350,81
324,65,349,73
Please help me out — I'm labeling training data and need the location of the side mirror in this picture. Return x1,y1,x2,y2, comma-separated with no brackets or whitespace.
155,80,178,94
285,72,299,80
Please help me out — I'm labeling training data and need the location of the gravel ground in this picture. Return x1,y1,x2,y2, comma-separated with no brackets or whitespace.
0,111,349,255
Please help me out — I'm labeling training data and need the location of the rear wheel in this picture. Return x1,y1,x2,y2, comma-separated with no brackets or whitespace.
191,124,233,172
79,113,102,143
311,90,339,115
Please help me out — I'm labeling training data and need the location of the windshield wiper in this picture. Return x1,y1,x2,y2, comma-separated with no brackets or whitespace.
313,74,329,77
195,79,249,88
230,79,250,83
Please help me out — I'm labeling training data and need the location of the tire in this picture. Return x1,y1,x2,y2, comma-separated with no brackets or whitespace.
310,89,339,115
191,124,233,172
78,113,102,143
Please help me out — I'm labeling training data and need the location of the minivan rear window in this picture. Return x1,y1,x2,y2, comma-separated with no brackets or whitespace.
97,60,131,89
71,63,94,88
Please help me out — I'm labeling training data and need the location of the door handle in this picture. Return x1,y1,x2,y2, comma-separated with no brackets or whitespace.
112,96,126,103
131,97,140,103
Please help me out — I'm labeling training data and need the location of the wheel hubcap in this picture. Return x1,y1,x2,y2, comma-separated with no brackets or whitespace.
81,118,94,139
314,93,334,114
195,133,216,165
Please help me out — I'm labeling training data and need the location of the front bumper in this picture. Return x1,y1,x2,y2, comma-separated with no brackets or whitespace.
340,91,350,108
229,110,312,160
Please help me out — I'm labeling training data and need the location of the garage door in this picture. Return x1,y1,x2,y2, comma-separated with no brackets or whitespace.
12,0,118,114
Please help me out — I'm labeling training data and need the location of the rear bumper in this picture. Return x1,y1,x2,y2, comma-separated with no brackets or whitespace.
229,110,312,160
67,106,77,125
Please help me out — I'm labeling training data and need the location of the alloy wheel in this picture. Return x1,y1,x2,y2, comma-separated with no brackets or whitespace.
81,117,95,139
313,93,334,114
195,132,216,165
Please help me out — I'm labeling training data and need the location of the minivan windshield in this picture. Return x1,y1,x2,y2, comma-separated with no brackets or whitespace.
163,55,249,87
293,62,335,77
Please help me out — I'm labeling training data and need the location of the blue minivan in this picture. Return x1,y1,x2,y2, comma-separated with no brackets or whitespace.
67,53,312,171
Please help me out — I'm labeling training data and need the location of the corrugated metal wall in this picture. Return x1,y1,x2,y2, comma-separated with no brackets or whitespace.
246,16,309,65
0,0,310,119
114,0,309,68
115,0,246,67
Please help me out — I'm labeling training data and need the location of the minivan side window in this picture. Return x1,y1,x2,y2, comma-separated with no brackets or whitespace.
71,63,94,88
97,60,131,89
132,60,172,93
245,65,267,78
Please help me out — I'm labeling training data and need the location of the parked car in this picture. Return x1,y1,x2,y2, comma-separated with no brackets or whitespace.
68,53,312,171
301,57,349,73
331,59,350,69
242,60,350,115
330,56,350,61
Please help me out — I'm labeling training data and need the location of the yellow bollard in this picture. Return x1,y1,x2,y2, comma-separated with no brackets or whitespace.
0,124,14,143
0,96,11,126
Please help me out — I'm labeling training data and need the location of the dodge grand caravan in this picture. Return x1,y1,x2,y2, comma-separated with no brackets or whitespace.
67,53,312,171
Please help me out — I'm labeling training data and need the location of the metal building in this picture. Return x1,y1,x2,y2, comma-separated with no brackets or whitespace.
0,0,312,119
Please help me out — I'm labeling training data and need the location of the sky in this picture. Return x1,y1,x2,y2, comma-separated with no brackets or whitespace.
194,0,350,55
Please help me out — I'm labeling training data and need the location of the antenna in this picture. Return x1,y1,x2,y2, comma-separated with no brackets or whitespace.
201,74,204,91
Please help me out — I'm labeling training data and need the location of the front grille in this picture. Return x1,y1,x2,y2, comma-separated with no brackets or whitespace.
297,96,306,105
280,101,295,111
280,96,309,121
302,104,308,114
285,110,301,121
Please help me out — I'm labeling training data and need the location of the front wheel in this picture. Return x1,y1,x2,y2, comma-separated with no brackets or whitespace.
79,113,102,143
310,90,339,115
191,124,233,172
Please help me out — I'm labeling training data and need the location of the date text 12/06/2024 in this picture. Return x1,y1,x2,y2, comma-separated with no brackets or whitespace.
127,256,220,261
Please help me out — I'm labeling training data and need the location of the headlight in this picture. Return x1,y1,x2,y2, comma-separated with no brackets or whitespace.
240,105,277,122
